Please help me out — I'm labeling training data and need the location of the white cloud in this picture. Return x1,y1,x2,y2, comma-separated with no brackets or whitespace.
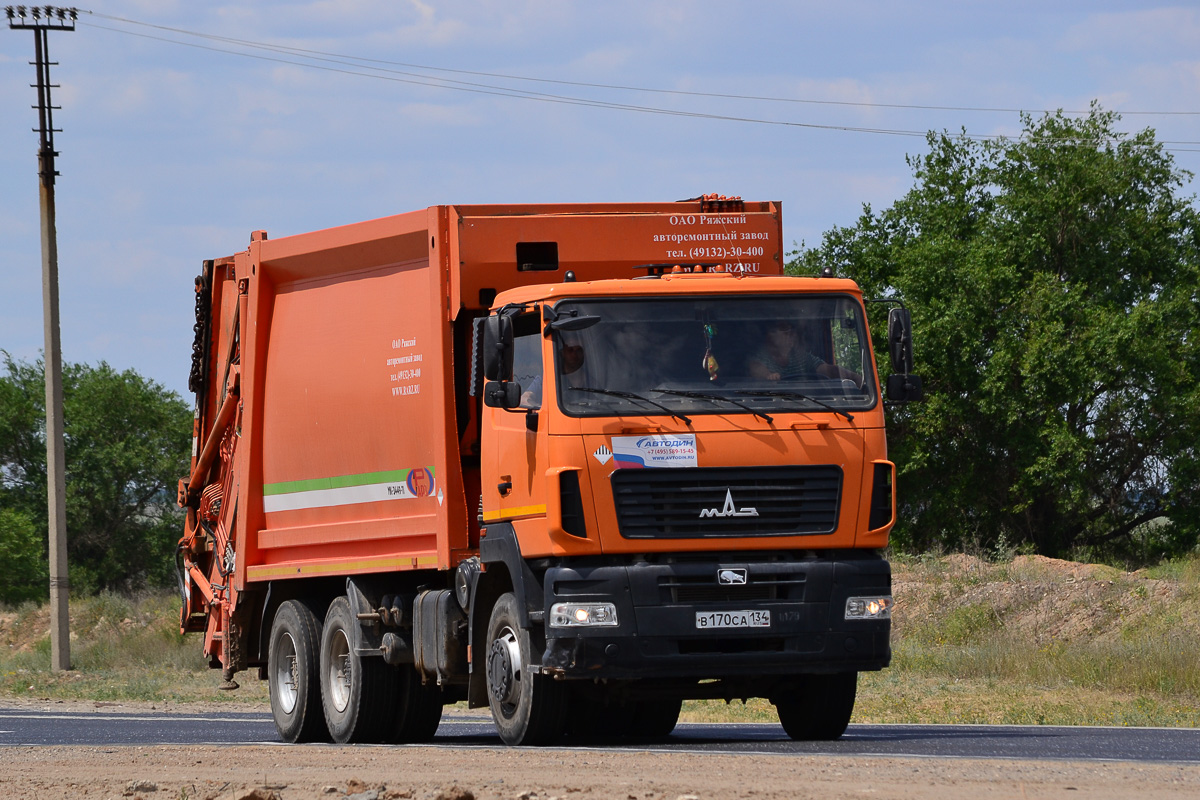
1061,8,1200,54
0,211,35,238
1109,61,1200,112
402,0,465,45
570,47,635,75
397,102,481,126
122,0,184,16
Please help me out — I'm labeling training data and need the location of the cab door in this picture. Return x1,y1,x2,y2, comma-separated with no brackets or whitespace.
481,313,550,533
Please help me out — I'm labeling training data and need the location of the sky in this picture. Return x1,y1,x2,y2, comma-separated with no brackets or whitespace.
2,1,1199,400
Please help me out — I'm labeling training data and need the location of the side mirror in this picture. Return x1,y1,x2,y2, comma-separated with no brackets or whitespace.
887,373,924,402
483,314,514,381
884,307,923,402
483,380,523,409
887,308,914,375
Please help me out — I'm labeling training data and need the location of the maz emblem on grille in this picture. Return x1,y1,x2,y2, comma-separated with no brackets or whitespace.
718,568,748,585
700,489,760,519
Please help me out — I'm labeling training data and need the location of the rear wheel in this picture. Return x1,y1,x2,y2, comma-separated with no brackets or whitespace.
267,600,328,743
774,672,857,741
320,596,397,743
387,666,444,743
485,592,566,746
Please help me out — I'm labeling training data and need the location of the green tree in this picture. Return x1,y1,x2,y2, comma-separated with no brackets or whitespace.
794,107,1200,561
0,507,45,604
0,354,192,597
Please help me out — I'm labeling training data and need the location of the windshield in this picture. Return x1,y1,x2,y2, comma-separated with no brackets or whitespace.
552,294,877,417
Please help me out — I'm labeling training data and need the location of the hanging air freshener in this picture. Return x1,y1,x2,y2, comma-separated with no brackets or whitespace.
702,323,719,381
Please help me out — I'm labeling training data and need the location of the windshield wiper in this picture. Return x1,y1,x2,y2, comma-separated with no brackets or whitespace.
568,387,692,425
734,389,854,422
654,389,773,423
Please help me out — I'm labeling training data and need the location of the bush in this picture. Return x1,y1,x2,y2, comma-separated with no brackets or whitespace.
0,507,46,604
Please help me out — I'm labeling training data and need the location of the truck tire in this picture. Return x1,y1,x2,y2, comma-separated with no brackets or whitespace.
775,672,857,741
267,600,329,743
387,665,444,743
631,697,682,740
485,592,567,746
567,688,680,742
565,685,629,741
320,596,397,743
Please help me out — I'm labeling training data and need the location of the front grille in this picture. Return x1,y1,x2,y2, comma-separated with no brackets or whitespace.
672,584,774,603
657,572,806,603
678,638,786,654
612,465,842,539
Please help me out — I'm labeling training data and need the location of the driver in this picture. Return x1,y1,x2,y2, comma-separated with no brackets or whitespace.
520,341,585,409
748,321,859,383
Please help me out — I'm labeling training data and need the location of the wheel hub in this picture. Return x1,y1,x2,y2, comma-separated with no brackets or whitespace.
274,632,299,714
487,628,522,706
326,629,352,713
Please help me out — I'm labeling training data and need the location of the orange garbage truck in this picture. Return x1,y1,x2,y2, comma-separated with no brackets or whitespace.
177,195,922,746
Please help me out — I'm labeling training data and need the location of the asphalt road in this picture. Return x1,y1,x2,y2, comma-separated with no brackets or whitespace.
1,707,1197,764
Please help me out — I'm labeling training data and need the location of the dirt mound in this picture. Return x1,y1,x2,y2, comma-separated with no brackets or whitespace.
3,592,182,646
0,605,53,653
893,554,1193,645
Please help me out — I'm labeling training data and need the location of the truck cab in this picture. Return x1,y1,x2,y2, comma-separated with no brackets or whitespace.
473,269,900,743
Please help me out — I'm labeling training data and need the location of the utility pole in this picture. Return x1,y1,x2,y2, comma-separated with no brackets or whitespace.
6,4,77,672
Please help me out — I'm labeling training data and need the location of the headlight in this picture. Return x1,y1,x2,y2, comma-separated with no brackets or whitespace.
549,602,619,627
845,595,893,620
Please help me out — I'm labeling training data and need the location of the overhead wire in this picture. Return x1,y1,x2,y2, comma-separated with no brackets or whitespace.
75,11,1200,152
76,19,940,139
81,11,1200,118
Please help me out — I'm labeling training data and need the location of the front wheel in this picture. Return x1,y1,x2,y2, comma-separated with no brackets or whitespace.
485,592,566,746
774,672,857,741
267,600,328,743
566,685,681,743
631,697,682,740
566,685,632,742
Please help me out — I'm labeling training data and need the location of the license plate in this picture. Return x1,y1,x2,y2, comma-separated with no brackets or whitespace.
695,610,771,629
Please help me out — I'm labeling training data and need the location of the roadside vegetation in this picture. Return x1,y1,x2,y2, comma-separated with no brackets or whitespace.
0,591,266,705
3,551,1197,726
687,551,1200,727
0,355,191,603
792,107,1200,564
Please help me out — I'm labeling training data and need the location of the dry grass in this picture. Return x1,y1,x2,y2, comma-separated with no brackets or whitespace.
853,672,1200,727
0,591,268,705
5,552,1200,727
848,551,1200,727
683,552,1200,727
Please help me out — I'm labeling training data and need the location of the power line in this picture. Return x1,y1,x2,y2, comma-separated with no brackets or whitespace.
73,11,1200,152
74,18,938,140
82,10,1200,119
